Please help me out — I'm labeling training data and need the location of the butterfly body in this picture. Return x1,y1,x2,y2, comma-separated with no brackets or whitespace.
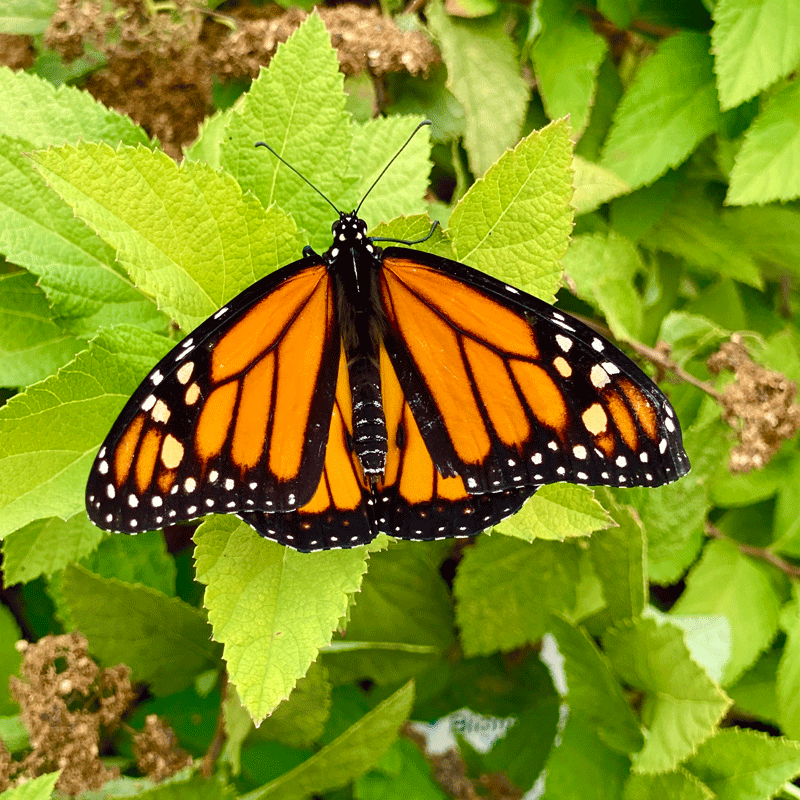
86,208,690,552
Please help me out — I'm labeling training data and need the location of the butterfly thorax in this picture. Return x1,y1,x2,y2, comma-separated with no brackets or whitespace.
326,212,388,479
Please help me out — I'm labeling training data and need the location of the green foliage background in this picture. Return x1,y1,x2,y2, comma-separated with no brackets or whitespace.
1,0,800,797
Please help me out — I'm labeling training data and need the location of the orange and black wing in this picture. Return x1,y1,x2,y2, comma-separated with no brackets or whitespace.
86,256,340,535
378,248,690,498
240,348,377,550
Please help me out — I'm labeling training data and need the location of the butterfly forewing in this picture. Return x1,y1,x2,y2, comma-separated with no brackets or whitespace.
85,257,339,535
378,249,689,492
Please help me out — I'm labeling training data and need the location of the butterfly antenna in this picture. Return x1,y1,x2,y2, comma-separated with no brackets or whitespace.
254,141,341,215
356,120,432,215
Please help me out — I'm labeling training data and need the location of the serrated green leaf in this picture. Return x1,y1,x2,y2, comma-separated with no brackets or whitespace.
2,513,103,584
671,539,780,685
427,1,528,177
588,489,645,621
254,662,331,749
216,13,354,252
328,543,455,685
499,483,611,542
659,311,730,364
346,116,430,227
711,0,800,110
663,612,732,685
727,649,780,726
0,272,83,386
685,728,800,800
193,516,371,722
0,327,170,539
645,184,763,288
61,564,220,695
623,769,714,800
532,0,607,136
572,155,630,215
601,32,719,189
604,617,731,774
448,120,573,302
31,143,304,334
241,680,414,800
0,771,60,800
0,66,149,147
549,616,644,754
727,78,800,205
0,135,165,337
563,232,644,340
454,536,579,655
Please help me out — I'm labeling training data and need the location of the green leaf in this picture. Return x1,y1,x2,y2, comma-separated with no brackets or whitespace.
0,135,165,337
108,772,235,800
563,232,644,341
685,728,800,800
30,143,303,334
645,184,763,288
215,13,354,252
328,543,455,685
2,513,103,584
82,529,176,596
499,484,611,542
588,489,646,621
355,737,448,800
549,616,644,754
254,662,331,748
601,32,719,189
0,327,170,539
722,205,800,279
427,2,528,177
454,536,579,655
240,680,414,800
531,0,607,136
193,516,371,722
61,564,220,695
0,772,60,800
777,599,800,740
604,617,731,774
542,713,629,799
0,272,83,386
0,66,149,148
624,413,724,584
572,155,630,215
671,539,781,685
0,602,22,714
623,770,714,800
727,78,800,205
597,0,640,29
711,0,800,110
448,120,573,302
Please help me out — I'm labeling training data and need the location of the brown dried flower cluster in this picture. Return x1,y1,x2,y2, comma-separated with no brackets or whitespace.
708,334,800,472
212,5,439,81
42,0,438,157
133,715,192,782
6,633,134,796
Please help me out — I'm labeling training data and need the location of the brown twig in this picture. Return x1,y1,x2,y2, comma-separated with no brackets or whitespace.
200,671,228,778
624,337,724,402
706,523,800,580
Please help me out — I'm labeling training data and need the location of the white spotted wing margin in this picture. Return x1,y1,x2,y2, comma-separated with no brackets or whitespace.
377,247,690,495
85,253,339,537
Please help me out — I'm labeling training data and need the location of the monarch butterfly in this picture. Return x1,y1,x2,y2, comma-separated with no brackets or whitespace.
86,124,690,552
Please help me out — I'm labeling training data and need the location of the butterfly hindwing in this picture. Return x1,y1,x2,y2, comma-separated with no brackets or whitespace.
378,248,689,492
85,256,340,535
